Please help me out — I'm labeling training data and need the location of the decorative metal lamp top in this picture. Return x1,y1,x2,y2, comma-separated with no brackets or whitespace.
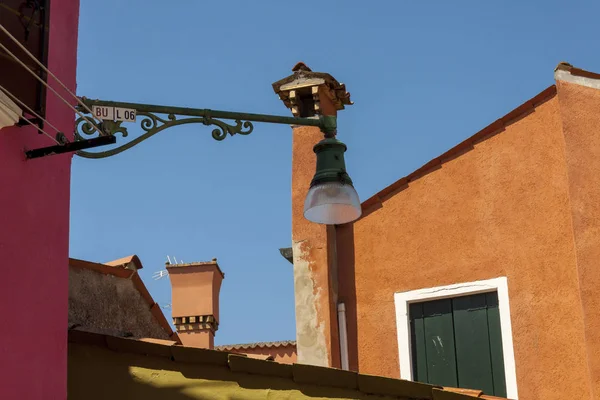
272,62,353,117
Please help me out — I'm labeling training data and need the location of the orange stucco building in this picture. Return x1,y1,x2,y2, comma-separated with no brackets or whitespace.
278,62,600,399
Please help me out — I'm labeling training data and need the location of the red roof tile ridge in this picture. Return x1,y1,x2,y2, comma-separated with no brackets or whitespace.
360,84,557,217
555,61,600,80
105,254,143,270
215,340,297,351
69,258,134,278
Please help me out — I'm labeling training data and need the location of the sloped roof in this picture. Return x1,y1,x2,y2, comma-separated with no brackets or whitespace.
361,84,558,218
68,329,507,400
555,61,600,80
69,257,180,343
278,83,558,263
215,340,296,351
104,254,143,270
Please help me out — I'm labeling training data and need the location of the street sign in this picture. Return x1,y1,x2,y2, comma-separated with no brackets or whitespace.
92,105,113,120
115,107,136,122
92,105,136,122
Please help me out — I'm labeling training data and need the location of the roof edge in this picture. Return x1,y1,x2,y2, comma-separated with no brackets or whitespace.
68,257,180,344
360,84,558,218
105,254,143,270
555,62,600,90
69,258,134,279
69,329,500,399
215,340,296,351
166,260,225,279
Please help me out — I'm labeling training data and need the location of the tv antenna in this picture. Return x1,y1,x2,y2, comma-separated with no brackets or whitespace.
152,255,183,280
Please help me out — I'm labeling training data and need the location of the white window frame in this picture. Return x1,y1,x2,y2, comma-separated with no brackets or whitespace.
394,277,518,399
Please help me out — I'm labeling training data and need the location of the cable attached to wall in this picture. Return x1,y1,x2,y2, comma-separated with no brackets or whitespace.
0,40,102,136
0,86,58,143
0,83,61,143
0,22,118,157
0,23,94,116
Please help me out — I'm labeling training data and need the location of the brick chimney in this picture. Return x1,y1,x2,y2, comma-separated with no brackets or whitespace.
272,63,353,367
166,258,224,349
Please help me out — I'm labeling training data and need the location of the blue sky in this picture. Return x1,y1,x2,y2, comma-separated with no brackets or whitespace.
71,0,600,345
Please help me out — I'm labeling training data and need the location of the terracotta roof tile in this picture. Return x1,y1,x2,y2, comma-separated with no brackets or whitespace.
442,387,484,397
69,258,134,278
69,329,506,399
433,388,482,399
105,255,143,270
244,353,275,361
555,61,600,80
360,85,557,218
214,340,296,351
359,373,437,399
170,343,229,366
228,354,292,378
137,338,178,346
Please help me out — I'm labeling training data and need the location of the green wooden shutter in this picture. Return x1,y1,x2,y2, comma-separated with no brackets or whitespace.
452,293,495,395
410,299,458,387
485,292,507,398
408,291,507,397
410,302,429,382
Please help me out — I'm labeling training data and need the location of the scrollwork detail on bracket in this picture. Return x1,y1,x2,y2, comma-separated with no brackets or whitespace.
74,111,254,159
74,117,128,141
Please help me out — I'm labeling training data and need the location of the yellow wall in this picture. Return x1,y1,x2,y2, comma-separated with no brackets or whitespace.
68,343,398,400
67,335,477,400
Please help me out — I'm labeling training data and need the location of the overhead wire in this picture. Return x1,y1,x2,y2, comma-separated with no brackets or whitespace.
0,23,93,116
0,86,58,144
0,24,103,136
0,83,62,137
0,40,101,136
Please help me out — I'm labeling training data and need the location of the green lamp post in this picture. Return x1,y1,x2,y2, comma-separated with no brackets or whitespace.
26,96,361,225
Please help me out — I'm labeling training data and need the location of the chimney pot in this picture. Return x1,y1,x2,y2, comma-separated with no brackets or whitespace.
166,260,224,349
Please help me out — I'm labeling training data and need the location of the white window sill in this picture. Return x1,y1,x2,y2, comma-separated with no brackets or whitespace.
0,91,23,130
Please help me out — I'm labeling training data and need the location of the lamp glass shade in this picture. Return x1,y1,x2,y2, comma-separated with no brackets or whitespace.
304,181,361,225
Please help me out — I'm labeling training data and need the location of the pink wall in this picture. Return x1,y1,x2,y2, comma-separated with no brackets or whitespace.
0,0,79,398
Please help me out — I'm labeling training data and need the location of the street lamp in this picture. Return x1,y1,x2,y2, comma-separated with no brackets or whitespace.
304,133,361,225
25,97,361,225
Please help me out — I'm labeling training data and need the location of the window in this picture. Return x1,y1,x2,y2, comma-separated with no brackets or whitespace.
395,277,518,399
0,0,50,117
409,292,506,396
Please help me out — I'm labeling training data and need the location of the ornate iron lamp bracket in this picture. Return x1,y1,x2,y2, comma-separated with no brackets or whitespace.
71,98,336,159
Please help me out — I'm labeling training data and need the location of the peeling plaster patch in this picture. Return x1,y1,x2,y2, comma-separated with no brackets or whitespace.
292,240,328,367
